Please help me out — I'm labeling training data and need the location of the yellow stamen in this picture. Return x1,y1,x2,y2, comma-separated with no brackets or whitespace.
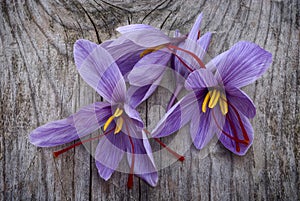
104,108,124,131
202,91,211,113
208,89,220,109
219,93,228,115
113,108,123,117
104,116,114,131
114,117,124,134
140,44,167,58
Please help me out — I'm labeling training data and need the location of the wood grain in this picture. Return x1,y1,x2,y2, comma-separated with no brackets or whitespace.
0,0,299,200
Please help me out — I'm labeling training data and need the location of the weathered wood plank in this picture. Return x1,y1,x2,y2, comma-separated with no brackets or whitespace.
0,0,299,200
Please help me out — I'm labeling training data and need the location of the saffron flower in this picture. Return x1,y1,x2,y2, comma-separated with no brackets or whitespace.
113,24,176,108
151,41,272,155
30,40,158,187
121,13,212,110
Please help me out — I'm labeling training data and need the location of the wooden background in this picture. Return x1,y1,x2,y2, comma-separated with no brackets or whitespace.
0,0,299,200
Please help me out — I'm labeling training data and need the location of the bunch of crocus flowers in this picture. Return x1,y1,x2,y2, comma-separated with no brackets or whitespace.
29,13,272,188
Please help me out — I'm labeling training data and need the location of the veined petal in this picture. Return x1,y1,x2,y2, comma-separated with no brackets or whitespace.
191,107,223,149
187,13,203,41
126,84,160,108
123,104,144,129
29,102,111,147
185,69,218,91
116,24,155,34
95,128,127,180
126,50,171,107
219,109,254,156
197,32,212,59
128,64,167,86
74,44,127,104
206,41,272,88
126,131,158,187
102,39,144,78
74,39,98,69
152,92,199,138
226,87,256,118
128,49,171,86
116,26,171,47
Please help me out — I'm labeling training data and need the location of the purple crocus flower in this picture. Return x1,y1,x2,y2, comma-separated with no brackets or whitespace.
30,40,158,187
151,41,272,155
113,24,177,108
122,13,212,110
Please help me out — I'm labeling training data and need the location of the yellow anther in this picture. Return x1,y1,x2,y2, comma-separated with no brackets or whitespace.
219,93,228,115
104,108,124,132
140,44,167,58
104,116,114,131
202,91,211,113
208,89,220,109
113,108,123,117
114,117,124,134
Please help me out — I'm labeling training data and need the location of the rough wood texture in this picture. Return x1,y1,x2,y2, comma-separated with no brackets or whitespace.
1,0,299,200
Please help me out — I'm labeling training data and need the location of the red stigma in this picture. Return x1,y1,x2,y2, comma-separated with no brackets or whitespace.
211,97,250,153
127,174,134,189
174,54,194,72
197,30,201,40
167,44,207,69
222,97,250,143
144,129,185,162
125,122,135,189
53,127,115,158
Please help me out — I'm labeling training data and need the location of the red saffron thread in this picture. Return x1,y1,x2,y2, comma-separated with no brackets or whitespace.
167,44,206,69
125,122,135,189
174,53,194,72
167,44,194,72
53,127,115,158
143,129,185,162
226,114,241,152
211,110,248,145
221,96,250,144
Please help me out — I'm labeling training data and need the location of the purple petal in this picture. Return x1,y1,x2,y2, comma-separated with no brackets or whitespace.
30,102,111,147
102,39,144,78
197,32,212,58
226,87,256,118
126,50,171,107
185,69,218,91
127,50,170,86
128,64,166,86
151,92,198,138
126,85,157,108
116,26,171,47
206,41,272,88
123,104,144,129
126,131,158,186
116,24,155,34
126,85,151,108
187,13,203,40
95,130,126,180
190,104,225,149
73,39,98,68
218,109,254,156
74,44,127,103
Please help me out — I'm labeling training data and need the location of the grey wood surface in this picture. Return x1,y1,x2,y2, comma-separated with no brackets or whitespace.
1,0,299,200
